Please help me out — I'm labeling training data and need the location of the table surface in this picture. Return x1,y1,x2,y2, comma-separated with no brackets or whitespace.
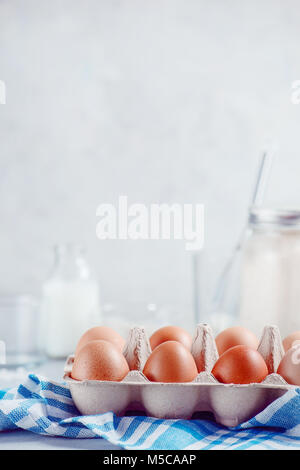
0,359,122,450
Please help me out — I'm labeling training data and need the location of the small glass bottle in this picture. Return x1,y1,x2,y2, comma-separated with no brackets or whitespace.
41,244,101,358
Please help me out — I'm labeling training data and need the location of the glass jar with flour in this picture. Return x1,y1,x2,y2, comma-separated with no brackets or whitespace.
240,208,300,336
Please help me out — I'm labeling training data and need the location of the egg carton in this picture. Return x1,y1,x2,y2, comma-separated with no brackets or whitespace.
63,324,295,427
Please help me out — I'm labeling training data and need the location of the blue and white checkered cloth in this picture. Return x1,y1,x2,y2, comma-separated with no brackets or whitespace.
0,374,300,450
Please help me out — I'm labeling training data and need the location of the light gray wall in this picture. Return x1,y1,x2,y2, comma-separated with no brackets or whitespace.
1,0,300,325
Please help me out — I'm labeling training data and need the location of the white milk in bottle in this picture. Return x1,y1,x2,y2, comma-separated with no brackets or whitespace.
41,244,101,358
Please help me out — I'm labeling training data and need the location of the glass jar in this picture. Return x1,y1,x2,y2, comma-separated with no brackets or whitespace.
240,208,300,336
40,244,101,358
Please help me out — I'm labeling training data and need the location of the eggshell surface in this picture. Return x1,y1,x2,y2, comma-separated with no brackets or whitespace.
277,345,300,385
212,345,268,384
75,326,125,355
150,326,192,351
283,331,300,352
143,340,198,383
71,340,129,381
215,326,259,355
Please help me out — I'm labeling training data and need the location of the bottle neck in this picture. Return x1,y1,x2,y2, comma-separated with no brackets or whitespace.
51,244,90,281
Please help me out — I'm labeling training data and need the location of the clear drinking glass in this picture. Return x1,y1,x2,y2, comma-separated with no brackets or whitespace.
0,295,45,368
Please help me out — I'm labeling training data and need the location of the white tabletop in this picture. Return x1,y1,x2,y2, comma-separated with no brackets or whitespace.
0,359,122,450
0,431,121,450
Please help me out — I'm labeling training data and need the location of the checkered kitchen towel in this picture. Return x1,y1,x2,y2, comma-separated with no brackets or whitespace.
0,374,300,450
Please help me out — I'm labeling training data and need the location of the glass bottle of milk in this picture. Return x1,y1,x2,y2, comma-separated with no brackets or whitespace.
41,244,101,358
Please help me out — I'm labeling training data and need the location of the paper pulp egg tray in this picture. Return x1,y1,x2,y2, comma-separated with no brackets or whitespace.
64,324,295,427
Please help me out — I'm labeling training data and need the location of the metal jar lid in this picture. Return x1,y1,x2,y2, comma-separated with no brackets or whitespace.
249,207,300,229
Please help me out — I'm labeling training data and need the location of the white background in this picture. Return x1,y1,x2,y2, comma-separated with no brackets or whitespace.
1,0,300,325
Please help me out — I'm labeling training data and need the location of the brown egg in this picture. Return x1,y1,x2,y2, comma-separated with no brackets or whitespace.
215,326,259,355
75,326,125,355
212,345,268,384
277,345,300,385
71,340,129,381
149,326,193,351
283,331,300,352
143,340,198,383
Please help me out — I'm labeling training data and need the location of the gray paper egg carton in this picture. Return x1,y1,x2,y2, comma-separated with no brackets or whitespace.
64,324,294,427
